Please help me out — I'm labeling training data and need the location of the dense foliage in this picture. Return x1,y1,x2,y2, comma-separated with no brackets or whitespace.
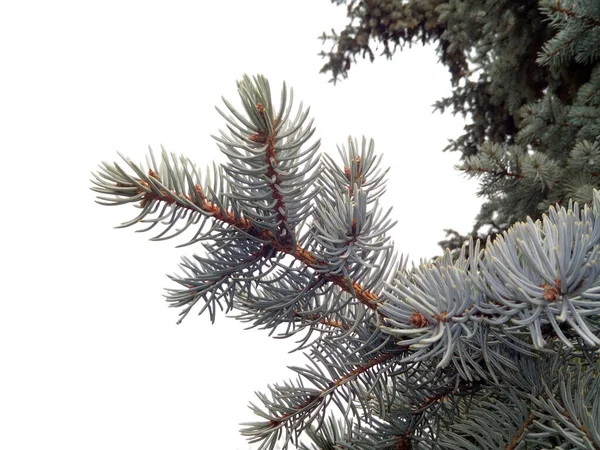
320,0,600,251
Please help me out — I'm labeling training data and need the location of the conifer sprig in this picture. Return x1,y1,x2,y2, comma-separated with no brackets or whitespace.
93,74,600,449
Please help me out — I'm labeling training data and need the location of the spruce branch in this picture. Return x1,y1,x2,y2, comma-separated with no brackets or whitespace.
92,144,389,324
538,0,600,68
92,75,402,336
93,74,600,449
241,351,397,449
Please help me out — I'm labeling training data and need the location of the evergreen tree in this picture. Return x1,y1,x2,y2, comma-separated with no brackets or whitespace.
319,0,600,251
92,72,600,448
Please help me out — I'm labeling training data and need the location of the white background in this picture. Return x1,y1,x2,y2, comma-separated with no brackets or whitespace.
1,1,481,448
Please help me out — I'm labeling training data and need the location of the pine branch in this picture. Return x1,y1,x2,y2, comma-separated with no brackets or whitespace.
93,74,600,449
241,351,397,449
92,138,395,328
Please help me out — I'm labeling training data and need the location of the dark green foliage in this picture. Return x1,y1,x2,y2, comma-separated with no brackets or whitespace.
320,0,600,251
